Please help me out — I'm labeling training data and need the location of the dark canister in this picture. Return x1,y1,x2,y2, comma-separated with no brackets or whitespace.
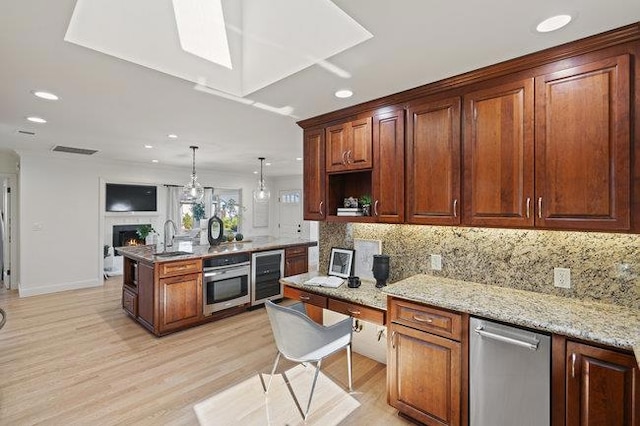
348,276,361,288
372,254,390,288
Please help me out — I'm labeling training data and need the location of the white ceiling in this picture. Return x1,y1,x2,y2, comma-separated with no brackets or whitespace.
1,0,639,177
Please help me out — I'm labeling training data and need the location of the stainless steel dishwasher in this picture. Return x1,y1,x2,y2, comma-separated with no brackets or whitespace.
470,317,551,426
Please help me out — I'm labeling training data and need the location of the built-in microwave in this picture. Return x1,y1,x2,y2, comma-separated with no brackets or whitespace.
202,253,251,315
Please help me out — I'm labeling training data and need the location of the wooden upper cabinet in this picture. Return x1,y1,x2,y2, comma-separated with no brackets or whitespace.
303,128,326,220
406,97,461,225
566,341,639,426
463,78,535,227
326,117,373,172
372,108,404,223
535,54,631,231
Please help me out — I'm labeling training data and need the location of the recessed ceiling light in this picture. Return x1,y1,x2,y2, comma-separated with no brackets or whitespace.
27,116,47,124
144,144,153,149
335,89,353,98
32,91,59,101
168,134,178,139
152,159,159,163
253,171,258,174
265,162,272,166
296,157,302,161
536,15,572,33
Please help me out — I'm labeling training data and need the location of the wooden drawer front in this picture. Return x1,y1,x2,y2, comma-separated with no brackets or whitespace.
390,298,461,341
122,287,138,317
158,259,202,278
283,286,327,308
329,299,385,325
285,246,308,257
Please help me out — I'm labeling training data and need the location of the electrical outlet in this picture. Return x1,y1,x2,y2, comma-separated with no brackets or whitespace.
554,267,571,288
430,254,442,271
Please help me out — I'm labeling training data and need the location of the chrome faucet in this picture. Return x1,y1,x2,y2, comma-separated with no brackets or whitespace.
163,219,178,250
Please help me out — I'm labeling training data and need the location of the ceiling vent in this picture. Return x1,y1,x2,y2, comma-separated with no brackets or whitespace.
52,145,98,155
17,130,36,136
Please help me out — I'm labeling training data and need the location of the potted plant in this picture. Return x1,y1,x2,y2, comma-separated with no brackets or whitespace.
192,202,206,227
136,224,156,245
359,194,372,216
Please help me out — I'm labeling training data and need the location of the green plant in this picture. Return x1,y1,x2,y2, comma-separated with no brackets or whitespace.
192,202,206,221
136,224,156,239
359,194,372,206
182,212,193,230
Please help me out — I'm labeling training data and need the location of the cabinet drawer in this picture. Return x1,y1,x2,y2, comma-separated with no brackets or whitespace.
122,287,138,317
158,258,202,278
389,298,461,341
285,246,308,257
329,299,385,325
283,286,327,308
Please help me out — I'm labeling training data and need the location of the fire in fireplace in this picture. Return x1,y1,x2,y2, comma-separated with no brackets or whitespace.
112,224,150,247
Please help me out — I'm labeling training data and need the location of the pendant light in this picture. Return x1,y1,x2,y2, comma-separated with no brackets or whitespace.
182,146,204,204
253,157,270,203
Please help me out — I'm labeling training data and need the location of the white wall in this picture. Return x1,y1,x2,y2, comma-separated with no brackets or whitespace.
0,149,19,173
18,151,277,296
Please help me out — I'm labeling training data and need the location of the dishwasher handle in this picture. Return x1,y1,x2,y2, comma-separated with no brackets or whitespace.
474,326,540,351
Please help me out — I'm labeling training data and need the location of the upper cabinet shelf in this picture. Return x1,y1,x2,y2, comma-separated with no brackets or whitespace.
299,23,639,233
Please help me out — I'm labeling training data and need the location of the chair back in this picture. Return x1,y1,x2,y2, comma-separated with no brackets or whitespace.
0,308,5,330
265,301,325,361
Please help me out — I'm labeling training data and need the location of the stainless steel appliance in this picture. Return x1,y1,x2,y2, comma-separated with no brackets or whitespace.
251,249,284,306
202,252,251,315
470,317,551,426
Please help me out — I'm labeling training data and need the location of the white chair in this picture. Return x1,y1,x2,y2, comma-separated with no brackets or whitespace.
264,300,353,419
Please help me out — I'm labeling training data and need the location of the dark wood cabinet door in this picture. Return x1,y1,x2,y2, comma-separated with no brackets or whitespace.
303,128,326,220
535,55,630,230
372,108,404,223
284,246,308,277
566,341,639,426
388,323,461,426
137,261,154,328
406,97,461,225
158,273,202,333
463,78,534,227
325,117,372,172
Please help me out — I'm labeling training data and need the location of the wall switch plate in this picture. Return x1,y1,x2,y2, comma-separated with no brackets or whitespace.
430,254,442,271
554,267,571,288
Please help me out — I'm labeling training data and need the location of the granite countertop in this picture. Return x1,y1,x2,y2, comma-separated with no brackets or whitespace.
382,274,640,364
281,271,387,310
115,236,317,263
282,272,640,365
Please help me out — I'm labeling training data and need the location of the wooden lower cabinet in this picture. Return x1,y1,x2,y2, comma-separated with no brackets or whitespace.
565,341,639,426
157,272,202,334
388,323,461,426
284,246,308,277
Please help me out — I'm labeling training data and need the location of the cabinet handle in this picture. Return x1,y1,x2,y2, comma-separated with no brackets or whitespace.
526,197,531,219
347,308,361,316
412,315,433,323
391,331,397,349
299,295,310,301
374,200,379,216
342,151,348,165
538,197,543,219
571,353,576,378
347,150,353,163
319,201,324,217
453,199,458,218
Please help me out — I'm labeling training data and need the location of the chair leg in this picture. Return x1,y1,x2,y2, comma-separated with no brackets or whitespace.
346,344,353,392
304,359,322,419
265,351,281,394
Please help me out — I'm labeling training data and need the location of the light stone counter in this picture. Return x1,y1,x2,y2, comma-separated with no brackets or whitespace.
382,274,640,365
283,272,640,365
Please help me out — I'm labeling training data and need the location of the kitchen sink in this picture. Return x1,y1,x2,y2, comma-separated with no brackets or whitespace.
153,251,192,258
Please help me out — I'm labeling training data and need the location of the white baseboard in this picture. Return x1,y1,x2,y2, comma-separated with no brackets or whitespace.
19,278,103,297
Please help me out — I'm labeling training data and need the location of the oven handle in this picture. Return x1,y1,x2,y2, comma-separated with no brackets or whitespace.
203,261,250,272
204,267,250,278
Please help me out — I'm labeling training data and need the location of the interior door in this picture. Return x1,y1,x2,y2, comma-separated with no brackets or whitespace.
279,190,303,239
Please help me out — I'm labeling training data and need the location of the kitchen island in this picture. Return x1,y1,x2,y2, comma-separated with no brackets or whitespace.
117,237,317,336
281,272,640,425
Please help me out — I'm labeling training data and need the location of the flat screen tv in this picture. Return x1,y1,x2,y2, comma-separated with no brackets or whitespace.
106,183,157,212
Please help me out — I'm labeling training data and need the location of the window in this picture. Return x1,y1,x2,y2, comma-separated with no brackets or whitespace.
213,188,243,234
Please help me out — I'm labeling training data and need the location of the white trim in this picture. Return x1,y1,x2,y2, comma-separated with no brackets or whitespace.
0,173,18,290
18,278,102,297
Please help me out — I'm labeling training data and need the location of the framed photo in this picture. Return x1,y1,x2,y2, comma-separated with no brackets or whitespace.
328,247,355,278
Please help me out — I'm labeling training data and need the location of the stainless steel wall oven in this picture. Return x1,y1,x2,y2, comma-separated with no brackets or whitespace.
202,253,251,315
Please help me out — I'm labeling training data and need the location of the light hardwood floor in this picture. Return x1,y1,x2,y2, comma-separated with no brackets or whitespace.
0,278,413,425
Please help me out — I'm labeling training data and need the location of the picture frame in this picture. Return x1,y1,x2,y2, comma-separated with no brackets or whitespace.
353,238,382,280
328,247,355,278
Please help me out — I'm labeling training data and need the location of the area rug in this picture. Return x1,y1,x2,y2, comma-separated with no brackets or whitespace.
193,364,360,425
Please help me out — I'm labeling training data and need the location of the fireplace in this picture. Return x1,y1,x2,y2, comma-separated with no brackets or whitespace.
112,224,150,247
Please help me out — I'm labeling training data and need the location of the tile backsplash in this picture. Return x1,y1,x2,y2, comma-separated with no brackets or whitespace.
319,222,640,309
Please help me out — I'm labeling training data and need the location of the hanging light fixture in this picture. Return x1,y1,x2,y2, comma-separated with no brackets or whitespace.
182,145,204,204
253,157,270,203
